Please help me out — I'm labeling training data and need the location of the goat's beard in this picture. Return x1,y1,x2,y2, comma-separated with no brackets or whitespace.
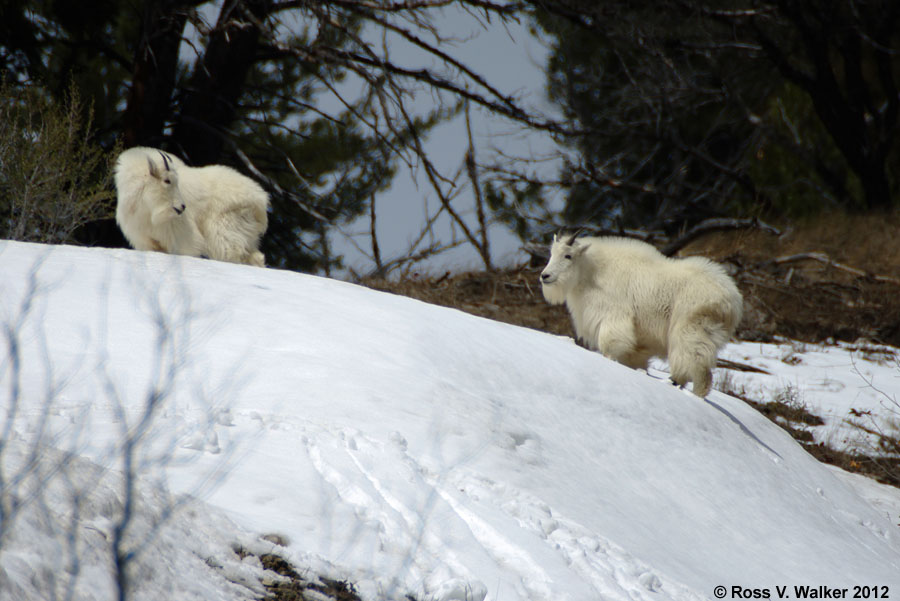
541,281,568,305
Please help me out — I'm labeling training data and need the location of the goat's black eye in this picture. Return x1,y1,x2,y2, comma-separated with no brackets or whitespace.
564,254,572,260
164,179,171,184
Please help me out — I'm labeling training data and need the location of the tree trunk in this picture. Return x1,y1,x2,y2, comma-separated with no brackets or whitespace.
172,0,271,165
122,0,191,148
858,159,893,212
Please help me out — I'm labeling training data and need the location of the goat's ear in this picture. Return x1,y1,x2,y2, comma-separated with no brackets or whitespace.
147,156,161,179
572,239,590,256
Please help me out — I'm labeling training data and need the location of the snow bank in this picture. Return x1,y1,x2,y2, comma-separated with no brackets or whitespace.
1,241,899,601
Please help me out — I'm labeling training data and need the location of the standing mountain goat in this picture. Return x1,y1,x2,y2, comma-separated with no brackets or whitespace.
114,147,269,266
540,232,742,397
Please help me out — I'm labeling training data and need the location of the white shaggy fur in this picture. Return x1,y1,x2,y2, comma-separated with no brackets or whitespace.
540,233,743,397
114,146,269,266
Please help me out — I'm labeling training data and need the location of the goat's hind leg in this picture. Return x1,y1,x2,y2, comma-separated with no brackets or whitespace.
668,322,718,397
202,209,264,265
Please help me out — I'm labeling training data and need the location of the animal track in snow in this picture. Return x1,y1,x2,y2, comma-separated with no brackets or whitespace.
447,473,706,601
303,427,489,601
181,427,221,454
272,421,702,601
496,430,544,465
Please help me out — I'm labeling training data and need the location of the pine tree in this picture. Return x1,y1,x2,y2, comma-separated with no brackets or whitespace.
526,0,900,234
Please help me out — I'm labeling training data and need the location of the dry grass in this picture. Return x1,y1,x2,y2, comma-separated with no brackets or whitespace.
682,213,900,346
683,210,900,279
362,267,572,339
232,548,383,601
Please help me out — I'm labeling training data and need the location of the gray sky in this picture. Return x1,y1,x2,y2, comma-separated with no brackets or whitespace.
326,7,566,277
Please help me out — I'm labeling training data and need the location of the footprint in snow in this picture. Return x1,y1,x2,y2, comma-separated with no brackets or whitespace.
181,429,221,454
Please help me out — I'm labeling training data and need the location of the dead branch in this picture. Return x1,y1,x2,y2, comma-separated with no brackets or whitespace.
523,217,780,266
464,100,493,271
230,146,330,223
771,253,900,286
274,0,522,14
386,239,466,277
309,44,575,135
521,226,661,264
716,357,771,374
661,217,781,256
369,194,383,274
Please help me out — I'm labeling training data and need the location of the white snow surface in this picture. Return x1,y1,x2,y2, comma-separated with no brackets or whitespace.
717,340,900,451
1,240,899,601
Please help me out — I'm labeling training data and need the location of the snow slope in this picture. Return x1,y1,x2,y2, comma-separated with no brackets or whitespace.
1,240,899,601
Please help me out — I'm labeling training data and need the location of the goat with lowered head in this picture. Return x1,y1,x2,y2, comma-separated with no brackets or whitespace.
540,231,742,397
114,147,269,266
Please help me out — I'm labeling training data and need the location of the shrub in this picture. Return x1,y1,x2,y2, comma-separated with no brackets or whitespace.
0,81,115,244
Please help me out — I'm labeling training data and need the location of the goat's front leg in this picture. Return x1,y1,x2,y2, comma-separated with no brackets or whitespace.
597,315,647,369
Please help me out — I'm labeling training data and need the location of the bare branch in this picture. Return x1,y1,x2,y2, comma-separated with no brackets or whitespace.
464,100,493,271
771,252,900,286
369,194,383,274
304,43,576,135
661,217,781,256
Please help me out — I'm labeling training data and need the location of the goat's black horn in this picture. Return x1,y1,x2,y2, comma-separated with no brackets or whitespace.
158,151,171,171
566,227,584,245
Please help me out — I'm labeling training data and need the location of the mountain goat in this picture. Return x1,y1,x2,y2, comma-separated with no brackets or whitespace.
114,147,269,266
540,232,742,397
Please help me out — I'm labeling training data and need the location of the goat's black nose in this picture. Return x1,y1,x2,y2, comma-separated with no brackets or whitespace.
540,273,549,280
